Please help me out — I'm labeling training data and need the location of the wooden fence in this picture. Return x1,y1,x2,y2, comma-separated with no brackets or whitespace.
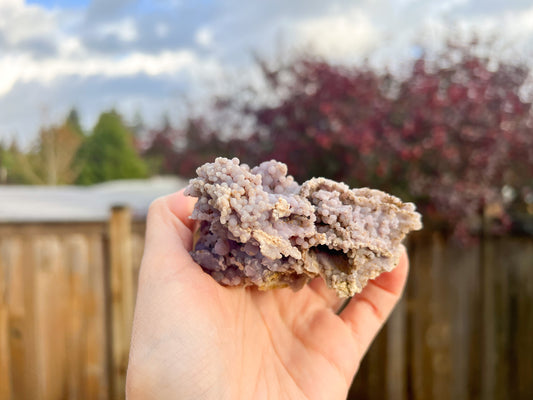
0,207,145,400
0,211,532,400
350,232,533,400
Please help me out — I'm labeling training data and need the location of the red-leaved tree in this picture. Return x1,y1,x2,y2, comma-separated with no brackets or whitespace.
144,41,533,240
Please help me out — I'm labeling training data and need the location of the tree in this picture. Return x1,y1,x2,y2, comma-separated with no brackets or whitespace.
149,41,533,240
66,108,85,137
142,116,182,175
237,57,393,186
0,142,9,184
76,110,148,185
2,122,82,185
382,42,533,237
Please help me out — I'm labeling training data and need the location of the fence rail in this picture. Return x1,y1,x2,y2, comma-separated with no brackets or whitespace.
0,213,532,400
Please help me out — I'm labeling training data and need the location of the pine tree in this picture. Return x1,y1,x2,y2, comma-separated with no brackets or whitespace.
66,108,85,137
76,110,148,185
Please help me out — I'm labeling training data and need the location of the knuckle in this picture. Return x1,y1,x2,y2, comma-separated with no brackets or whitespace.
147,196,168,218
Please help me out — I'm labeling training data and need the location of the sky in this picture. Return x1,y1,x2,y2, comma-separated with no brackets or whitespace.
1,0,533,146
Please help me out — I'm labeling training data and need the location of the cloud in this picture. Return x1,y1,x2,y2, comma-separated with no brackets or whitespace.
1,0,533,146
0,45,205,94
291,9,380,60
0,0,58,46
195,26,213,48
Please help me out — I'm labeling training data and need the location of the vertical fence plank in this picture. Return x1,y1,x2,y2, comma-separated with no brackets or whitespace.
86,233,109,400
64,235,90,400
387,295,407,400
483,237,511,400
109,206,134,400
501,237,533,399
34,235,68,400
0,238,13,400
429,232,451,400
22,236,40,400
3,237,27,400
366,325,388,399
449,238,480,400
516,238,533,399
0,305,9,400
408,233,433,400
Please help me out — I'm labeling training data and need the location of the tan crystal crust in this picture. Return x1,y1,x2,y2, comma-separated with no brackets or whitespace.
185,157,422,297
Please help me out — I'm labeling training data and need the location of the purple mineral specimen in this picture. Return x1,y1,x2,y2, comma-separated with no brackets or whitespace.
185,157,422,297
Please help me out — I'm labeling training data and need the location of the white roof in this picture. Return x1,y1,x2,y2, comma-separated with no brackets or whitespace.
0,176,188,223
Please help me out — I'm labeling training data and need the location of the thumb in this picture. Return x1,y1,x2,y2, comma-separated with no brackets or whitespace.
139,189,203,283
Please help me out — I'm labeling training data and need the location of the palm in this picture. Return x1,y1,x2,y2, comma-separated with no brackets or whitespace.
127,191,408,400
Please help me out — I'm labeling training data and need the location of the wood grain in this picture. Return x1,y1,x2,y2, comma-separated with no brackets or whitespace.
0,219,532,400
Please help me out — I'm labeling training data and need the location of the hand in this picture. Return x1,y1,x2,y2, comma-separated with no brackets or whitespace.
126,190,409,400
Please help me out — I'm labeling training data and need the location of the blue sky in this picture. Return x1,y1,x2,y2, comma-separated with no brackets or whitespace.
27,0,89,8
2,0,533,146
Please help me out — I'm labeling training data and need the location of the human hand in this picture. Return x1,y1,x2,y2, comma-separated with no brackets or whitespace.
126,189,409,400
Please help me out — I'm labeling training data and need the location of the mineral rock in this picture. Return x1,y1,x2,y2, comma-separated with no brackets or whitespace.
185,157,422,297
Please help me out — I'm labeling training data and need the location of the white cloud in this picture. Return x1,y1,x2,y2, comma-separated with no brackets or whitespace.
0,0,24,9
0,50,218,96
1,0,533,145
195,26,213,48
0,0,57,46
292,9,379,60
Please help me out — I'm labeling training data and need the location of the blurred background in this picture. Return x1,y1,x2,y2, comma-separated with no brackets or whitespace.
0,0,532,399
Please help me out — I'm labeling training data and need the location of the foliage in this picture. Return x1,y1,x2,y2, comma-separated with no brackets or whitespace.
0,142,20,184
144,41,533,240
65,108,85,137
142,117,182,175
141,118,241,177
1,122,82,185
76,110,148,185
384,47,533,237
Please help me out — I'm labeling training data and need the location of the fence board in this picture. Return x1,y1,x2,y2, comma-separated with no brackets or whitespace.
22,237,40,400
1,218,532,400
516,239,533,399
449,238,479,400
0,238,12,400
64,235,89,400
85,233,109,400
386,295,407,400
502,237,533,400
429,232,451,400
409,233,433,400
109,206,134,400
34,236,68,400
3,237,27,400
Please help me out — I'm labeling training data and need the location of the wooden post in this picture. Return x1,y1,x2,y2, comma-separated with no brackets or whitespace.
109,206,134,400
0,239,12,400
86,233,110,400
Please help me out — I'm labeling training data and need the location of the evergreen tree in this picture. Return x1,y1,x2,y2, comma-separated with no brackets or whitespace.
66,108,85,137
76,110,148,185
0,142,7,184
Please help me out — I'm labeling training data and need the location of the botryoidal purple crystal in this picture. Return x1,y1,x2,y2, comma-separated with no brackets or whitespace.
185,157,422,297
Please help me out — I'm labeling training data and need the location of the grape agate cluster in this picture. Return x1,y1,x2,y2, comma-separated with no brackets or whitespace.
185,157,422,297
